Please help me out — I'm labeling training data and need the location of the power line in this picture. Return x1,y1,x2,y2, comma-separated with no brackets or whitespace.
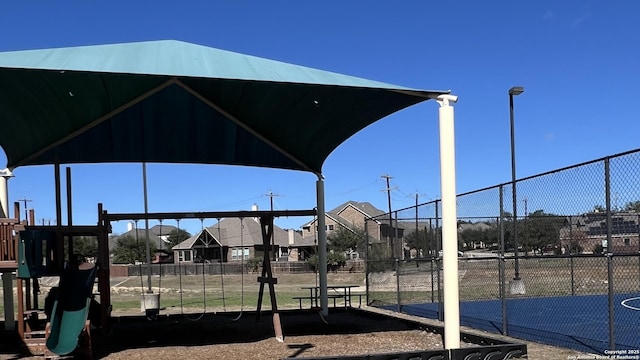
328,178,380,197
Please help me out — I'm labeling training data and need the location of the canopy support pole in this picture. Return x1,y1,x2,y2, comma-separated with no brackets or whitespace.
316,176,328,316
0,169,12,218
434,94,460,349
1,168,14,331
142,163,153,293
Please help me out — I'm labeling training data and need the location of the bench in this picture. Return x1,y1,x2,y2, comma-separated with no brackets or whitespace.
292,294,344,309
350,293,364,308
292,293,365,309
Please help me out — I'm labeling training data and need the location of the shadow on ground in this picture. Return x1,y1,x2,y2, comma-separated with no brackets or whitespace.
91,309,431,359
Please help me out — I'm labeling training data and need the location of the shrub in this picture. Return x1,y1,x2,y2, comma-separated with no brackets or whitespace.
306,252,347,272
246,257,263,272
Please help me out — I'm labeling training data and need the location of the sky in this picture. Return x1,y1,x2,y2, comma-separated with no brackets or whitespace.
1,1,639,236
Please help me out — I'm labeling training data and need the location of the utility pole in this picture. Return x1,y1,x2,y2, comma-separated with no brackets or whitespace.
414,193,419,258
18,198,32,225
381,175,395,258
523,197,528,254
266,190,280,261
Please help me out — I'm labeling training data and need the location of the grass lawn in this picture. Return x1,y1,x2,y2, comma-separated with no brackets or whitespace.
0,272,368,317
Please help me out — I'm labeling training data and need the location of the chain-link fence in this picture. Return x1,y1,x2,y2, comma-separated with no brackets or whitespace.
364,149,640,354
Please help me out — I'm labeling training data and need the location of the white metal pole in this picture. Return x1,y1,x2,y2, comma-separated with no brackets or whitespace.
142,163,152,293
0,169,13,218
0,168,14,330
436,94,460,349
316,175,328,316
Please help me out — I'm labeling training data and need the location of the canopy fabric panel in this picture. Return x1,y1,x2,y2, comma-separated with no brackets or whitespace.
0,40,446,173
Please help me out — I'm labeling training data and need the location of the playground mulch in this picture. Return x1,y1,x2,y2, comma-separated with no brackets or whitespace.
1,308,592,360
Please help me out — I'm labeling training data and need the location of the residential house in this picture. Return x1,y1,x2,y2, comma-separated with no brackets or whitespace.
301,200,404,258
171,217,303,263
109,222,178,263
559,212,640,253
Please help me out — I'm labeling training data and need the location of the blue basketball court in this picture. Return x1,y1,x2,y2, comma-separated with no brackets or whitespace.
381,293,640,354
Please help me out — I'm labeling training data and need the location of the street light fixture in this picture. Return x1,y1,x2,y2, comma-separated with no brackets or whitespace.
509,86,525,295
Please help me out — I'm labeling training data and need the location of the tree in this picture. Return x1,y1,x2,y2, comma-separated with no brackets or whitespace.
167,228,191,248
593,243,604,254
405,226,437,258
624,201,640,213
307,225,365,272
327,225,364,255
567,229,587,254
111,235,157,264
520,210,564,254
458,225,499,251
71,236,98,260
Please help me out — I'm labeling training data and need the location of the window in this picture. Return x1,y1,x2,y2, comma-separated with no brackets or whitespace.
328,225,334,231
624,238,631,246
178,251,191,262
232,248,250,260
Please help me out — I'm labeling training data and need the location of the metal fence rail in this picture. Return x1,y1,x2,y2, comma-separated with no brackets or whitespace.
364,148,640,354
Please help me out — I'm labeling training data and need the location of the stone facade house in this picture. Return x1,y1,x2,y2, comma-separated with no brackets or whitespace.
172,217,302,263
301,200,404,258
559,212,640,254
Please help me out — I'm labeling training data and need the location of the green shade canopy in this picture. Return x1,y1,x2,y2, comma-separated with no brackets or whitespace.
0,40,446,173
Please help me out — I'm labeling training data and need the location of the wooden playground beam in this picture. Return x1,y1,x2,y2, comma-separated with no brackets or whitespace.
23,225,108,236
102,209,317,222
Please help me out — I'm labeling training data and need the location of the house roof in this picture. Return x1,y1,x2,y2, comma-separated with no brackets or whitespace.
302,200,385,229
148,224,178,237
458,222,494,232
584,212,640,236
109,223,179,250
396,220,433,233
329,200,385,219
109,228,165,250
172,217,302,250
171,227,221,250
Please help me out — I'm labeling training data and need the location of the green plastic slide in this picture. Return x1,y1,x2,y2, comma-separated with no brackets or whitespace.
46,264,97,356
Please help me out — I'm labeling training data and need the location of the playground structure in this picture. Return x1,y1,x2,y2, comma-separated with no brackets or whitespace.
1,197,317,355
0,201,110,356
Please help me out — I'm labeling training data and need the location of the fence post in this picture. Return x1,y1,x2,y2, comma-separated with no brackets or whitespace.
500,252,507,336
437,257,443,321
570,254,575,296
430,219,435,303
607,253,615,351
499,185,508,336
435,201,443,321
605,158,612,253
364,218,370,306
395,258,401,312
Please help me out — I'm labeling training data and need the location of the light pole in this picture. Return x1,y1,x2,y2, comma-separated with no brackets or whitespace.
509,86,525,295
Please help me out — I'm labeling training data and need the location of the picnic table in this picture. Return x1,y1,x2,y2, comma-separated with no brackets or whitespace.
294,285,362,309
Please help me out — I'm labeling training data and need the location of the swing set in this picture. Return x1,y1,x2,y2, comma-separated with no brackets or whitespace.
169,217,246,322
103,207,316,341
